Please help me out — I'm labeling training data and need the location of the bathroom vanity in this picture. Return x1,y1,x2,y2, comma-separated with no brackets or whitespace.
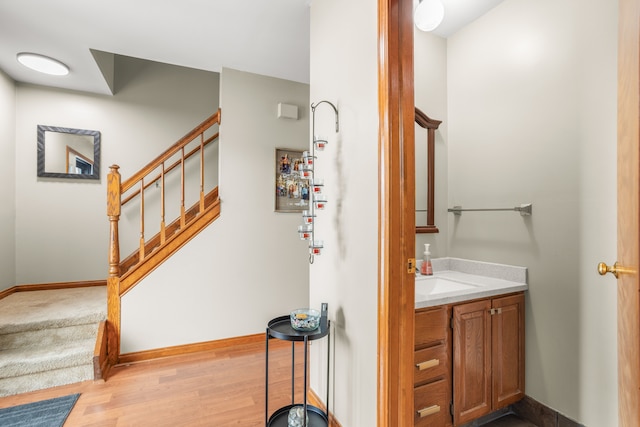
413,258,527,426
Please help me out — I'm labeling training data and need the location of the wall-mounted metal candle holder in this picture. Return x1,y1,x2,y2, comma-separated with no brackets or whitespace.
314,137,328,151
314,195,328,210
300,100,339,264
312,179,324,194
302,151,315,166
302,210,316,224
310,240,324,255
298,224,313,240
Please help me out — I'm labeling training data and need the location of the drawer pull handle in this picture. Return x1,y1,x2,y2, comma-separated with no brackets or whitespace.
417,404,441,418
415,358,439,371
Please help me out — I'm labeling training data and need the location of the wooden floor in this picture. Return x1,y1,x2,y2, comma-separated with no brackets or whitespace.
0,339,305,426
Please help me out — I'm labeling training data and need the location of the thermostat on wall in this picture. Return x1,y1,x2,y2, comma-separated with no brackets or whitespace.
277,103,299,120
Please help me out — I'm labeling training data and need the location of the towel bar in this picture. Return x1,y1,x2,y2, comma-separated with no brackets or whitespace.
448,203,532,216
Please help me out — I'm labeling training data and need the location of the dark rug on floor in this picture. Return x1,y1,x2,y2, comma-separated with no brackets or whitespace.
0,393,80,427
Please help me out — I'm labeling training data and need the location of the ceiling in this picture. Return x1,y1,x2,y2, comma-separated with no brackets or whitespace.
0,0,503,96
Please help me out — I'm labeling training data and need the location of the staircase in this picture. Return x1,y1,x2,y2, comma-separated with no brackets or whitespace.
0,110,220,396
105,109,222,366
0,286,106,397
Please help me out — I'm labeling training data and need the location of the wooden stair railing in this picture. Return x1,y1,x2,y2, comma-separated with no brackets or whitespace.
106,109,221,366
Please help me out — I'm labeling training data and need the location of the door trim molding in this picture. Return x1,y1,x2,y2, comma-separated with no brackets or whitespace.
377,0,416,424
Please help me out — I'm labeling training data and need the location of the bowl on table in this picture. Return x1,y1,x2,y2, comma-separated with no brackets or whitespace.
290,308,321,331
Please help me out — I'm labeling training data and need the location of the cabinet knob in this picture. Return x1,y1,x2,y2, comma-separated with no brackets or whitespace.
598,261,635,279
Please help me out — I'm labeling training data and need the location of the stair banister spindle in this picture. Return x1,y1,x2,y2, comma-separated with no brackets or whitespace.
180,147,186,228
139,178,145,261
161,163,166,244
199,132,205,213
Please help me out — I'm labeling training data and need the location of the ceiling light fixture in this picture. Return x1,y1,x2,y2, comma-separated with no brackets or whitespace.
16,52,69,76
414,0,445,32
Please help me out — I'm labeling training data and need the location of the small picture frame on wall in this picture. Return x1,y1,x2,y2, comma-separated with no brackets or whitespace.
275,148,310,212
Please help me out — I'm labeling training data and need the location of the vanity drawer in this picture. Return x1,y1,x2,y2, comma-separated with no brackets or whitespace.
414,379,450,427
415,306,448,348
414,344,447,385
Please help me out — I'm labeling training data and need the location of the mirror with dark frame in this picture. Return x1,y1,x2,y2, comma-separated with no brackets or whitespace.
37,125,101,180
415,107,441,233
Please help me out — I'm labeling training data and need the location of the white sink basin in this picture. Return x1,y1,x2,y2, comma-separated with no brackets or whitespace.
414,261,528,308
415,276,479,298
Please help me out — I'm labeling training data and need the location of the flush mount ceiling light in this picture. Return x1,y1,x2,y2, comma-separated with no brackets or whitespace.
414,0,445,32
16,52,69,76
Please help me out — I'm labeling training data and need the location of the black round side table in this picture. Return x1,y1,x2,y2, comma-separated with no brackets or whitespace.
265,303,330,427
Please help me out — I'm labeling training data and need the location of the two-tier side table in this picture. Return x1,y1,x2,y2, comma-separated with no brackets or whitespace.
265,303,330,427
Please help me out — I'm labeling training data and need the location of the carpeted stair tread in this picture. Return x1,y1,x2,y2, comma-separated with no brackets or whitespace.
0,287,106,335
0,364,94,397
0,337,95,379
0,286,105,397
0,323,99,351
0,314,104,335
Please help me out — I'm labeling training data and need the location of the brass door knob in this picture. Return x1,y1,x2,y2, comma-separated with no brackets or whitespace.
598,262,635,278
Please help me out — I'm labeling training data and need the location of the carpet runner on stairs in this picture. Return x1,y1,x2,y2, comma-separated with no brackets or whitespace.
0,286,106,397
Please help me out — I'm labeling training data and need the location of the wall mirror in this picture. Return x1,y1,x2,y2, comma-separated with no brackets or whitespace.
37,125,101,180
415,107,441,233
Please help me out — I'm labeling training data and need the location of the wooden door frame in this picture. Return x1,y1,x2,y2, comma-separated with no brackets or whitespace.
617,0,640,424
377,0,416,425
378,0,640,424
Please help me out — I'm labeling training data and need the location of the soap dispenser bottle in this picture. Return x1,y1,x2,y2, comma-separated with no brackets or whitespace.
420,244,433,276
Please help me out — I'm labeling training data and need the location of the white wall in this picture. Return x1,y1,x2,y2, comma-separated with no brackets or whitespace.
575,2,618,424
120,68,310,352
446,0,617,424
0,69,16,291
309,0,378,425
414,31,448,259
14,57,219,284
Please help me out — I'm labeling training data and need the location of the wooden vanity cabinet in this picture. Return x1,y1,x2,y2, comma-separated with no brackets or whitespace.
452,293,525,425
414,305,453,427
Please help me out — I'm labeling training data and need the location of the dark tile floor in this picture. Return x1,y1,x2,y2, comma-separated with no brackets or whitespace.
481,414,538,427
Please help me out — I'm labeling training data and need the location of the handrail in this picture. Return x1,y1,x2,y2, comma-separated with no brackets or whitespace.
121,132,219,206
110,109,221,265
121,109,221,193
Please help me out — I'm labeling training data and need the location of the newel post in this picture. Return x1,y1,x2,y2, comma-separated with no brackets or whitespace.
106,165,122,364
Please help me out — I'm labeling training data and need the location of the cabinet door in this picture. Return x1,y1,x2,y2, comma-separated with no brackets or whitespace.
453,299,492,425
492,293,525,409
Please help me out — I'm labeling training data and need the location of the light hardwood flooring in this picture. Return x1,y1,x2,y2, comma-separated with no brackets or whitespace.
0,339,540,427
0,339,305,426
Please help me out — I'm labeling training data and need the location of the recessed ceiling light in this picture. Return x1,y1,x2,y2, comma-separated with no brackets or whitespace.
16,52,69,76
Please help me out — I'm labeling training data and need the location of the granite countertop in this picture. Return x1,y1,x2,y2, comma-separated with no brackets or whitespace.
415,257,528,309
